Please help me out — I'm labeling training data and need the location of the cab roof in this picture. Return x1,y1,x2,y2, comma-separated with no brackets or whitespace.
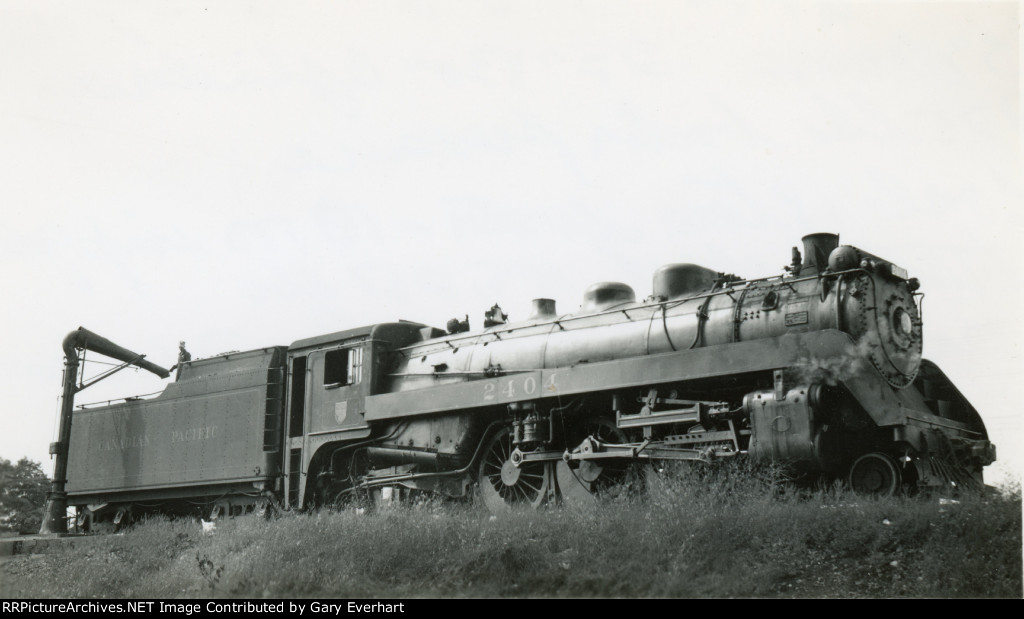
288,321,433,352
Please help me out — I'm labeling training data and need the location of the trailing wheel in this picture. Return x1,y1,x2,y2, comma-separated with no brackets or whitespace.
318,450,373,511
478,427,549,511
848,452,901,496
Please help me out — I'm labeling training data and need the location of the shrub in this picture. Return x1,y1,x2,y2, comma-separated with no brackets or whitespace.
0,458,48,534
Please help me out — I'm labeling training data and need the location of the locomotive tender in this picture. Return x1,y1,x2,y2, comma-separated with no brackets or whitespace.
40,233,995,530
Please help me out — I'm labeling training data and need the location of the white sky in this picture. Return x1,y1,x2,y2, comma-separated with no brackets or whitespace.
1,1,1020,485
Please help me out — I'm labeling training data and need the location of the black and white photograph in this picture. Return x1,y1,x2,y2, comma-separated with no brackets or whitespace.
1,1,1020,600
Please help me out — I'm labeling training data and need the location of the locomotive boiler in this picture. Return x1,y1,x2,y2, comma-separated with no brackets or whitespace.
40,233,996,531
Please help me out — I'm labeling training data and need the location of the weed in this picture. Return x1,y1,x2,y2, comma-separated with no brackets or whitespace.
1,475,1018,598
196,553,223,590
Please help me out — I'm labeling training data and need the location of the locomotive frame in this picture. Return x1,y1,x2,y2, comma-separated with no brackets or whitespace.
39,233,996,532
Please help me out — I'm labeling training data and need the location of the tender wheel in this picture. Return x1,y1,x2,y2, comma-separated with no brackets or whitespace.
254,497,274,518
848,452,901,496
75,508,94,533
209,499,232,520
112,505,133,531
478,427,549,511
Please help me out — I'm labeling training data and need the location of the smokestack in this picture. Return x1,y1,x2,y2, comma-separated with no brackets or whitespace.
801,233,840,275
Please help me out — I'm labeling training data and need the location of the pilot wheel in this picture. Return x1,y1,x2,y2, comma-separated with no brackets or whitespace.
848,452,901,497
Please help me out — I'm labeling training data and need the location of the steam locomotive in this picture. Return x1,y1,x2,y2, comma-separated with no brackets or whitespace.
40,233,995,531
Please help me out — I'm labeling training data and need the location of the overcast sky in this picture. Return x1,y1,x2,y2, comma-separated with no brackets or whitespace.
1,1,1020,485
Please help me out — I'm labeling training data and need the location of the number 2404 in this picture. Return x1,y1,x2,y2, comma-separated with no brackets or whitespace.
482,375,556,401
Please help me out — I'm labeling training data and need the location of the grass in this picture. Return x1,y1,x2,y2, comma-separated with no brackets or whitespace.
2,463,1020,598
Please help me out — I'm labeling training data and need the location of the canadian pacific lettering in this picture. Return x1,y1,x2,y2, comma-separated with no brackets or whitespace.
90,425,218,452
93,435,149,451
171,425,217,443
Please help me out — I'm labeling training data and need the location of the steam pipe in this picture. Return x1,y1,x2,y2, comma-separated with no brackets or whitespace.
39,328,169,534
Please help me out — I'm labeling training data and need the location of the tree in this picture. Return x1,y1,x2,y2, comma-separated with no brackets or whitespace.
0,458,49,534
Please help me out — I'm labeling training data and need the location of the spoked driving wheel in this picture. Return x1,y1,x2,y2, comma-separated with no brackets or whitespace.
478,427,549,512
567,418,630,495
